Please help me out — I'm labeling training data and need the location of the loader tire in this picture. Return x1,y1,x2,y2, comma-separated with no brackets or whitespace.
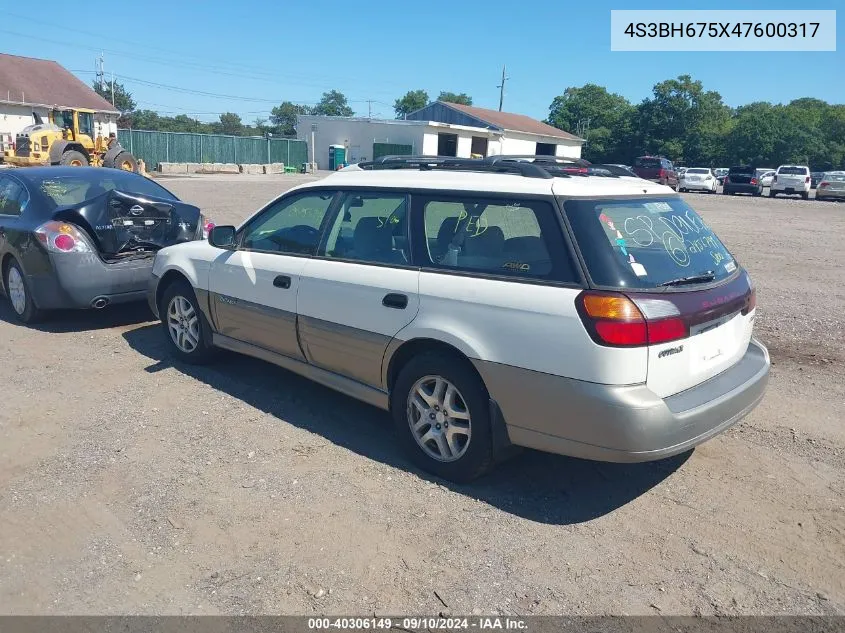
114,152,138,173
60,150,89,167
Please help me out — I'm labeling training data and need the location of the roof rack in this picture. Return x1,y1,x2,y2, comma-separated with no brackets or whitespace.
358,154,617,180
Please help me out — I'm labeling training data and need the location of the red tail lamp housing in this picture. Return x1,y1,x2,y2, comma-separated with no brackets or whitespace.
576,292,688,347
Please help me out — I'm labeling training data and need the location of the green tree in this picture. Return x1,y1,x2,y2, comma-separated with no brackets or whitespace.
92,79,136,113
312,90,354,117
546,84,634,163
394,89,429,118
269,101,312,136
437,91,472,105
636,74,732,165
216,112,243,135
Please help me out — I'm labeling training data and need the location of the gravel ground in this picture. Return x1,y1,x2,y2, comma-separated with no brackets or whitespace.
0,175,843,616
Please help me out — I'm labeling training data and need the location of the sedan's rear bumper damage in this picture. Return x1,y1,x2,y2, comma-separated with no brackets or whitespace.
28,251,155,310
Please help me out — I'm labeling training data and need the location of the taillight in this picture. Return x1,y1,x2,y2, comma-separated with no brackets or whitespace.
772,175,777,183
34,221,93,253
805,176,810,183
819,181,830,188
659,168,666,178
750,178,758,185
743,287,757,315
203,220,215,239
576,292,688,347
724,176,730,184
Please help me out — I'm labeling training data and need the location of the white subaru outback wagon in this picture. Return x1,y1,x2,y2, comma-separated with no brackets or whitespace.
148,156,769,482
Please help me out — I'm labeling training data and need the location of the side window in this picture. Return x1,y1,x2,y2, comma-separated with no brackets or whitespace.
240,191,335,255
418,196,579,282
0,176,29,216
321,192,409,265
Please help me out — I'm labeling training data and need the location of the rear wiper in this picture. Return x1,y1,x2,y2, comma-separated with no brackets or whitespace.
658,271,716,287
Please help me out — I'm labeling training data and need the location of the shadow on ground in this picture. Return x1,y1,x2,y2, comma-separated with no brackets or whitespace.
0,300,155,333
123,323,689,525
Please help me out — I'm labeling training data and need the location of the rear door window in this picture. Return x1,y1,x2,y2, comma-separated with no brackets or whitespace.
414,195,579,283
564,197,737,289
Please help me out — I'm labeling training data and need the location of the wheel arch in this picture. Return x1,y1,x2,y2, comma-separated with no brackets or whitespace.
384,336,484,395
48,140,88,164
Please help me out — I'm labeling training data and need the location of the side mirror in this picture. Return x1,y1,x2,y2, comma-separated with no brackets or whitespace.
209,225,236,249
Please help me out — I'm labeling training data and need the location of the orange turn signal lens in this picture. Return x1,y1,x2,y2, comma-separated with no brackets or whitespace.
581,294,643,321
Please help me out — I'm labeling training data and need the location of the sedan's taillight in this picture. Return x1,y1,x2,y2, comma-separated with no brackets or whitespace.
819,181,830,188
34,221,94,253
724,176,730,184
576,292,688,347
750,178,758,185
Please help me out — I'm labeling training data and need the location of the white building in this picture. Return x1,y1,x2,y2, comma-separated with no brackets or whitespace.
0,53,119,149
298,101,583,170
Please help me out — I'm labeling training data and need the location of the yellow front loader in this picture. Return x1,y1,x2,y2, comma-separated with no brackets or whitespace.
2,108,138,172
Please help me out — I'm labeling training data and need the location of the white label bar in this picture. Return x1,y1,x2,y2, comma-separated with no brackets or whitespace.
610,10,836,51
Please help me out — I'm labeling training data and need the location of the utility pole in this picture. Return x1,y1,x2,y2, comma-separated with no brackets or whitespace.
110,71,116,108
497,65,509,112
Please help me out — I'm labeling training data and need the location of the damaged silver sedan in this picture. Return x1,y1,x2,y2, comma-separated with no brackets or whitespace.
0,166,210,323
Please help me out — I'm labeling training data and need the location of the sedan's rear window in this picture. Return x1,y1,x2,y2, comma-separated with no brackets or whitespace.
634,158,662,168
778,166,809,175
729,165,754,174
686,168,710,174
564,197,736,289
33,173,177,208
824,174,845,182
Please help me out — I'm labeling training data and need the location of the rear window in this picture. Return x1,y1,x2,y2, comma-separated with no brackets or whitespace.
686,168,709,174
729,165,754,174
32,172,177,208
634,158,662,169
778,166,809,175
824,173,845,182
564,197,737,289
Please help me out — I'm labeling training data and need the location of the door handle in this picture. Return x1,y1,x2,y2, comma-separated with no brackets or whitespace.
273,275,291,289
382,293,408,309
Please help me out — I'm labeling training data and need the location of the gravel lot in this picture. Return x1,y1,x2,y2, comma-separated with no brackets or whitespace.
0,174,843,616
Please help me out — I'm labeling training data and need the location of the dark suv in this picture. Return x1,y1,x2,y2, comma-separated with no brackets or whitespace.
723,166,762,196
632,156,679,190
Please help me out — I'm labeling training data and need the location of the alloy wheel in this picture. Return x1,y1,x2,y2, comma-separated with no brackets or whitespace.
167,295,200,353
406,375,472,462
7,267,26,315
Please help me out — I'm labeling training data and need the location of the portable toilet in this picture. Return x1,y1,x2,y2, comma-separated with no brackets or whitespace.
328,145,346,170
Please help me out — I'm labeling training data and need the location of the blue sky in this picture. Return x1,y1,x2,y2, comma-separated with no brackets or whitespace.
2,0,841,123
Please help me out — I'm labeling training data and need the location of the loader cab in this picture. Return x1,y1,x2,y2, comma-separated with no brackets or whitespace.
49,109,95,145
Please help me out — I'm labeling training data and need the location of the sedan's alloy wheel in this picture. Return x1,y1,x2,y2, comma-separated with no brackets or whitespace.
7,266,26,315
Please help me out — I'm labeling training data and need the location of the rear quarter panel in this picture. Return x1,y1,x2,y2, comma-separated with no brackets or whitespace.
400,272,648,385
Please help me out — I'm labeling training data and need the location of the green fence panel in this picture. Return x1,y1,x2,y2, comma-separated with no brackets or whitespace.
373,142,413,160
118,129,308,169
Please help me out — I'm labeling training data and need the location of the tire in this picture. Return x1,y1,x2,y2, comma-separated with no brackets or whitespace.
3,259,43,324
159,279,216,364
801,192,809,200
59,150,89,167
769,190,777,198
391,352,493,483
114,151,138,173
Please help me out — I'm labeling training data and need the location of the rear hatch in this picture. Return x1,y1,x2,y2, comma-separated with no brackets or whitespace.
633,157,663,180
777,166,809,188
726,166,755,185
563,197,756,399
56,189,202,258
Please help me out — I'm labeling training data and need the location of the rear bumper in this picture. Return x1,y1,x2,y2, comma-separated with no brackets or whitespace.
475,338,770,463
723,183,761,194
816,189,845,200
681,180,715,190
771,184,809,194
27,252,155,310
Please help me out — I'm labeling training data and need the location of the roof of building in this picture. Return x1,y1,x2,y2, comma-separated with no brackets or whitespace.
405,101,583,143
288,166,670,198
0,53,117,113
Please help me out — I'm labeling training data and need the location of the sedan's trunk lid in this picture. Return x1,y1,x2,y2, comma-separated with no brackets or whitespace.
56,190,202,256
